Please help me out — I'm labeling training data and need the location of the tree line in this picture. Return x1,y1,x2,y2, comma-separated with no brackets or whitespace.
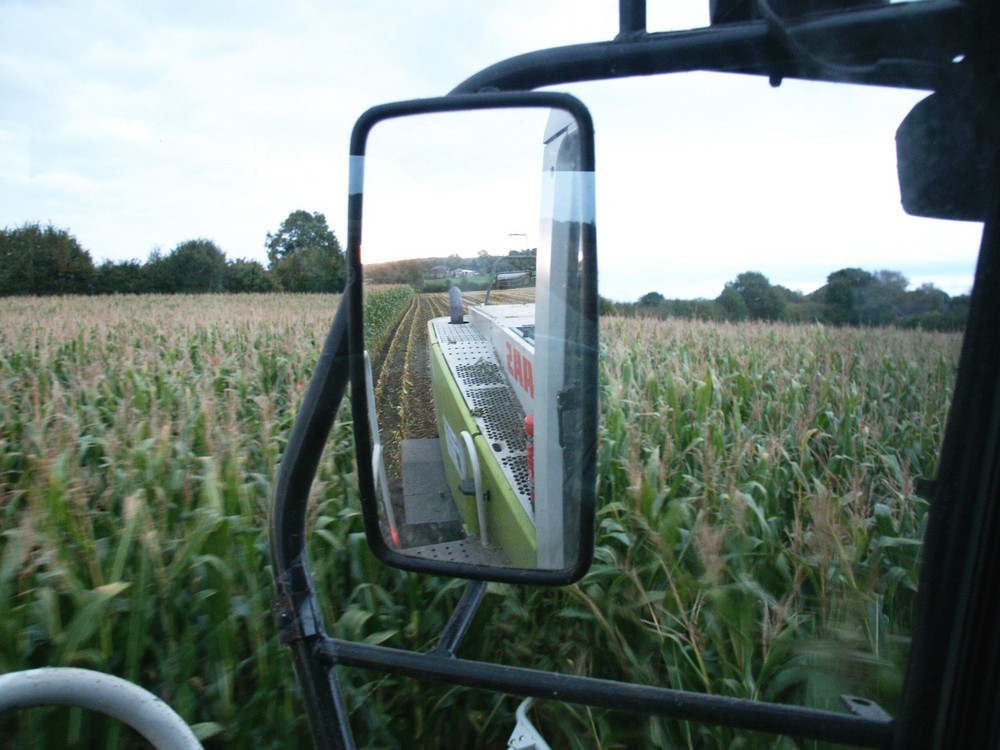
1,221,968,331
366,248,537,291
0,210,345,296
609,270,969,331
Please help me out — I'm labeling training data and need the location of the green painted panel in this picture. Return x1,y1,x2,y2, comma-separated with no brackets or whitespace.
428,320,537,567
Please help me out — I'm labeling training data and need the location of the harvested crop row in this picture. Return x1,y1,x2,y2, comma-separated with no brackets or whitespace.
364,285,414,375
372,295,418,480
399,294,439,440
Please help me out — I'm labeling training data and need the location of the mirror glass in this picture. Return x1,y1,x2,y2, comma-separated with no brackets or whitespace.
352,102,595,577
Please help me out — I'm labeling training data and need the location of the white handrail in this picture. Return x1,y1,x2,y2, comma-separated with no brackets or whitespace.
365,351,398,547
0,668,203,750
460,430,488,547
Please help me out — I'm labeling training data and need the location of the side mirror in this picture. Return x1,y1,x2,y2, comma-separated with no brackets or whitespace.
896,89,987,222
346,93,598,585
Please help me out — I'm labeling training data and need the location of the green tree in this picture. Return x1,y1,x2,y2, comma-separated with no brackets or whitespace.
824,267,875,325
142,247,171,293
266,210,345,292
722,271,785,321
860,269,910,325
874,269,909,296
475,249,495,274
772,285,818,323
226,258,276,292
670,298,717,320
942,293,971,330
901,283,961,329
156,239,228,293
716,285,749,321
0,223,95,295
906,282,948,315
598,296,618,316
93,258,146,294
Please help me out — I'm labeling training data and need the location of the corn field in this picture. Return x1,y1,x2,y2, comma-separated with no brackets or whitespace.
0,292,960,749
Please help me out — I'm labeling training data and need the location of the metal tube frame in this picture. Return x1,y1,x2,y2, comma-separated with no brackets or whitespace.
270,1,999,747
450,1,966,95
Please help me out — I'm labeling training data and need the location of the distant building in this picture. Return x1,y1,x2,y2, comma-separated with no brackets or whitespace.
453,269,477,277
430,265,451,279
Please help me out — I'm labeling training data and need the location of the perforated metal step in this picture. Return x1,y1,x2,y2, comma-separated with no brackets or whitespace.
400,438,510,566
431,318,533,516
402,537,512,566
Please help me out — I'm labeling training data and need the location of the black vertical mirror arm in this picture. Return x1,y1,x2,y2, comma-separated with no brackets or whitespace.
268,289,493,750
268,295,356,750
269,112,521,747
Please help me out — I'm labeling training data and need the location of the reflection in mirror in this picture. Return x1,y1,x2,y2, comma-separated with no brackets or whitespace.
356,105,594,574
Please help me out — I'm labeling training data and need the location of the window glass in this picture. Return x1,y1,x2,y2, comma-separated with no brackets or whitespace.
546,72,980,719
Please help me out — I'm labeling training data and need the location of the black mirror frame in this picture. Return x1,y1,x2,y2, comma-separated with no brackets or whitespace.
896,87,988,222
345,91,599,585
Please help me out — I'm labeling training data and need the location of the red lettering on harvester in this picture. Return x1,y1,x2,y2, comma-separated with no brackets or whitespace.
506,342,535,399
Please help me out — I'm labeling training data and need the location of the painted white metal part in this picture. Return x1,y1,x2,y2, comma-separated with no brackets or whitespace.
365,350,398,546
533,119,575,571
0,667,203,750
468,303,536,415
506,698,553,750
460,429,489,546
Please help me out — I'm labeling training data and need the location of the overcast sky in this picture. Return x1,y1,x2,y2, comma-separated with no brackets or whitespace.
1,1,982,301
